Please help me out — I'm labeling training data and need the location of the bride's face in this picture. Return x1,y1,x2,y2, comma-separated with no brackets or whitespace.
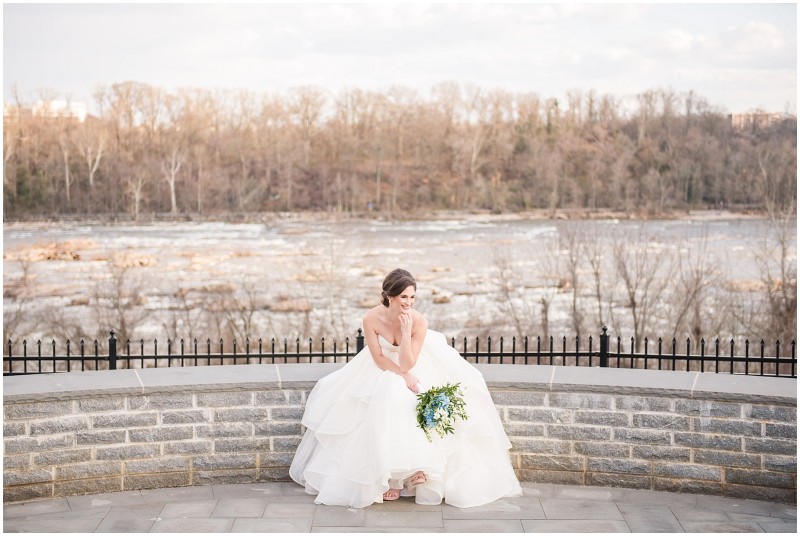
390,285,416,313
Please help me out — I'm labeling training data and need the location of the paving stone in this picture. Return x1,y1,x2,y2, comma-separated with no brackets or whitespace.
159,499,218,518
622,488,698,509
231,517,313,532
211,497,269,518
757,521,796,533
443,519,524,532
1,517,104,533
312,504,366,527
263,501,317,518
211,482,284,498
679,520,765,532
94,503,165,533
617,504,684,532
150,517,235,532
2,498,70,518
521,519,632,532
365,510,444,528
441,496,545,520
671,508,730,522
540,499,624,520
95,516,159,533
695,495,776,516
313,527,443,533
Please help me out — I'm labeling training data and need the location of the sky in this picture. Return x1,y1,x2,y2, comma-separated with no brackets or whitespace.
3,2,797,115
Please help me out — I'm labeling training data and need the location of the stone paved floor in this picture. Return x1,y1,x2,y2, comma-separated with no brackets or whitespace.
2,481,796,533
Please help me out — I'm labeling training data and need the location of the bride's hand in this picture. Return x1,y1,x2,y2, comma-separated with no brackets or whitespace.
399,312,413,338
402,372,420,393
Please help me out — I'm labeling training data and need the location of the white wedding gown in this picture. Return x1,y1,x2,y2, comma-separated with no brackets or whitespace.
289,329,522,508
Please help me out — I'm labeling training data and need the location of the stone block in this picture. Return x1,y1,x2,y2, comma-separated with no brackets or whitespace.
78,397,125,413
502,423,546,437
215,408,269,422
162,410,209,424
192,470,259,485
511,438,571,454
4,434,73,454
574,442,630,458
192,454,257,470
631,445,690,461
259,451,295,467
763,455,797,473
692,418,762,437
125,458,189,474
76,430,126,445
744,437,796,455
653,463,721,481
508,408,572,424
674,400,741,418
2,483,52,503
258,467,291,481
214,437,273,453
587,458,648,475
196,391,253,407
746,404,796,422
615,396,671,412
653,478,722,496
95,444,160,461
3,422,26,436
725,468,795,489
164,440,213,455
254,422,303,436
693,450,761,469
4,468,53,486
613,428,671,445
547,424,611,441
54,476,122,497
674,433,742,451
765,423,797,439
92,412,158,429
632,413,690,430
273,437,302,452
197,423,252,438
32,449,90,467
255,390,304,406
575,411,630,427
30,416,89,436
518,469,584,486
128,394,193,410
56,461,122,480
723,483,797,504
128,426,194,443
586,472,650,489
521,454,584,471
4,401,73,419
4,454,31,469
549,393,613,410
124,472,190,490
270,407,305,420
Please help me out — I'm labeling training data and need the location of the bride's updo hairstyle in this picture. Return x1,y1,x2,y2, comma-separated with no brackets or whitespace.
381,268,416,307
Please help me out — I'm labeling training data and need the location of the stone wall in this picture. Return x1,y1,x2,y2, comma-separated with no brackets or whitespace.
3,364,796,504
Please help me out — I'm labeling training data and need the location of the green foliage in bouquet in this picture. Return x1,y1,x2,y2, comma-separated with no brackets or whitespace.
415,382,468,442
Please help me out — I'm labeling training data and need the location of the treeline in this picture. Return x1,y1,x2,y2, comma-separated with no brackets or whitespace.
3,81,797,218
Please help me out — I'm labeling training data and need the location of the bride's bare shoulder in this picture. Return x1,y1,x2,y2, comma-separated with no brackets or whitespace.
363,306,383,325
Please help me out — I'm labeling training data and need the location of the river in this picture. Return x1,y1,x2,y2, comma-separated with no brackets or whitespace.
3,214,792,346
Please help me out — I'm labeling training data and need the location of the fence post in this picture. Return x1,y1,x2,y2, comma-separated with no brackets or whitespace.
599,325,609,368
108,330,117,370
356,328,364,353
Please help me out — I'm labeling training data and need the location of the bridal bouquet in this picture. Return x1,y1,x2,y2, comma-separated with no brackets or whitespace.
415,382,468,442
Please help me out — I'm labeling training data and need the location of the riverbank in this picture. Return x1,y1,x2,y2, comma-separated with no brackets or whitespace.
2,207,770,226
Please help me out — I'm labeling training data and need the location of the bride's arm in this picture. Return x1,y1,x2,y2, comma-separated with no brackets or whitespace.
398,311,427,373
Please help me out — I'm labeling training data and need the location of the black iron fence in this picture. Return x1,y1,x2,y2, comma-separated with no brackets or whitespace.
4,327,796,378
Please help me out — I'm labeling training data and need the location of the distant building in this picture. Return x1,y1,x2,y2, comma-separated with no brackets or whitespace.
728,110,794,131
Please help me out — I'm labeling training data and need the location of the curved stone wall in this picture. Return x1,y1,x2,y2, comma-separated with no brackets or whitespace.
3,364,796,504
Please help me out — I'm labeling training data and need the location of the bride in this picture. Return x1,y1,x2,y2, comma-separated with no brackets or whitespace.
289,268,522,508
